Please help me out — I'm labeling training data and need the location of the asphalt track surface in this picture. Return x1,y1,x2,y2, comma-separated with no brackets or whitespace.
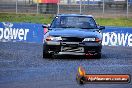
0,42,132,88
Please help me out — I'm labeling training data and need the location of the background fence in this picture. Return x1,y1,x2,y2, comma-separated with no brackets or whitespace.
0,0,132,18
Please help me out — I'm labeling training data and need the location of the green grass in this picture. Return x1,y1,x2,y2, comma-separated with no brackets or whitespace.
0,13,53,24
0,13,132,27
96,18,132,27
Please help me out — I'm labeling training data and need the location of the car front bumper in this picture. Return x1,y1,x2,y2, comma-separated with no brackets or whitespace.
43,41,102,56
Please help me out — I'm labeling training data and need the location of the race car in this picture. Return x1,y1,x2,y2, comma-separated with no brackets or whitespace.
43,14,105,58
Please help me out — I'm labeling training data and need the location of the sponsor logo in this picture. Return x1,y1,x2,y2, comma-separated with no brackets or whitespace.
76,66,130,84
102,32,132,46
0,22,29,41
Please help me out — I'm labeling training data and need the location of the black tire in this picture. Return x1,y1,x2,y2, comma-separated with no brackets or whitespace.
43,52,52,58
96,53,101,59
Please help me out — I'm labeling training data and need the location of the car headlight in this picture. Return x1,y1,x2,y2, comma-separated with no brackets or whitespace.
45,36,62,41
83,38,95,42
83,38,100,42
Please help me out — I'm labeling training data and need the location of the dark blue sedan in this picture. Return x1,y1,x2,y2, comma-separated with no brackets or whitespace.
43,14,105,58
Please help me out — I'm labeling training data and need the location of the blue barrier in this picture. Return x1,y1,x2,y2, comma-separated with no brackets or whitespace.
0,22,132,46
102,27,132,46
0,22,43,43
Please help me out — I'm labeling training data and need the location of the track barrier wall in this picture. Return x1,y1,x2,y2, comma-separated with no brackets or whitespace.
0,22,43,43
0,22,132,46
102,27,132,46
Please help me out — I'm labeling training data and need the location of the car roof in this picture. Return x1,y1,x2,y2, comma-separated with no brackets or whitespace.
57,14,93,17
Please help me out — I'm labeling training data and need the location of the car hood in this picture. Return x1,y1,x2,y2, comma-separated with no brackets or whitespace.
48,28,102,38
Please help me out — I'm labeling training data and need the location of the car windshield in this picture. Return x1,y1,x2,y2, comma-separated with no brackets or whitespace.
50,16,97,29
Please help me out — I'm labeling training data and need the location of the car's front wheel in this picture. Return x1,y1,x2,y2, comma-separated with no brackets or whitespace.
96,53,101,59
43,52,52,58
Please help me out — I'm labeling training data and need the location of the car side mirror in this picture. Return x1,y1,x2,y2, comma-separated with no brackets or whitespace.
42,24,49,28
42,24,52,34
42,24,52,30
99,26,105,30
